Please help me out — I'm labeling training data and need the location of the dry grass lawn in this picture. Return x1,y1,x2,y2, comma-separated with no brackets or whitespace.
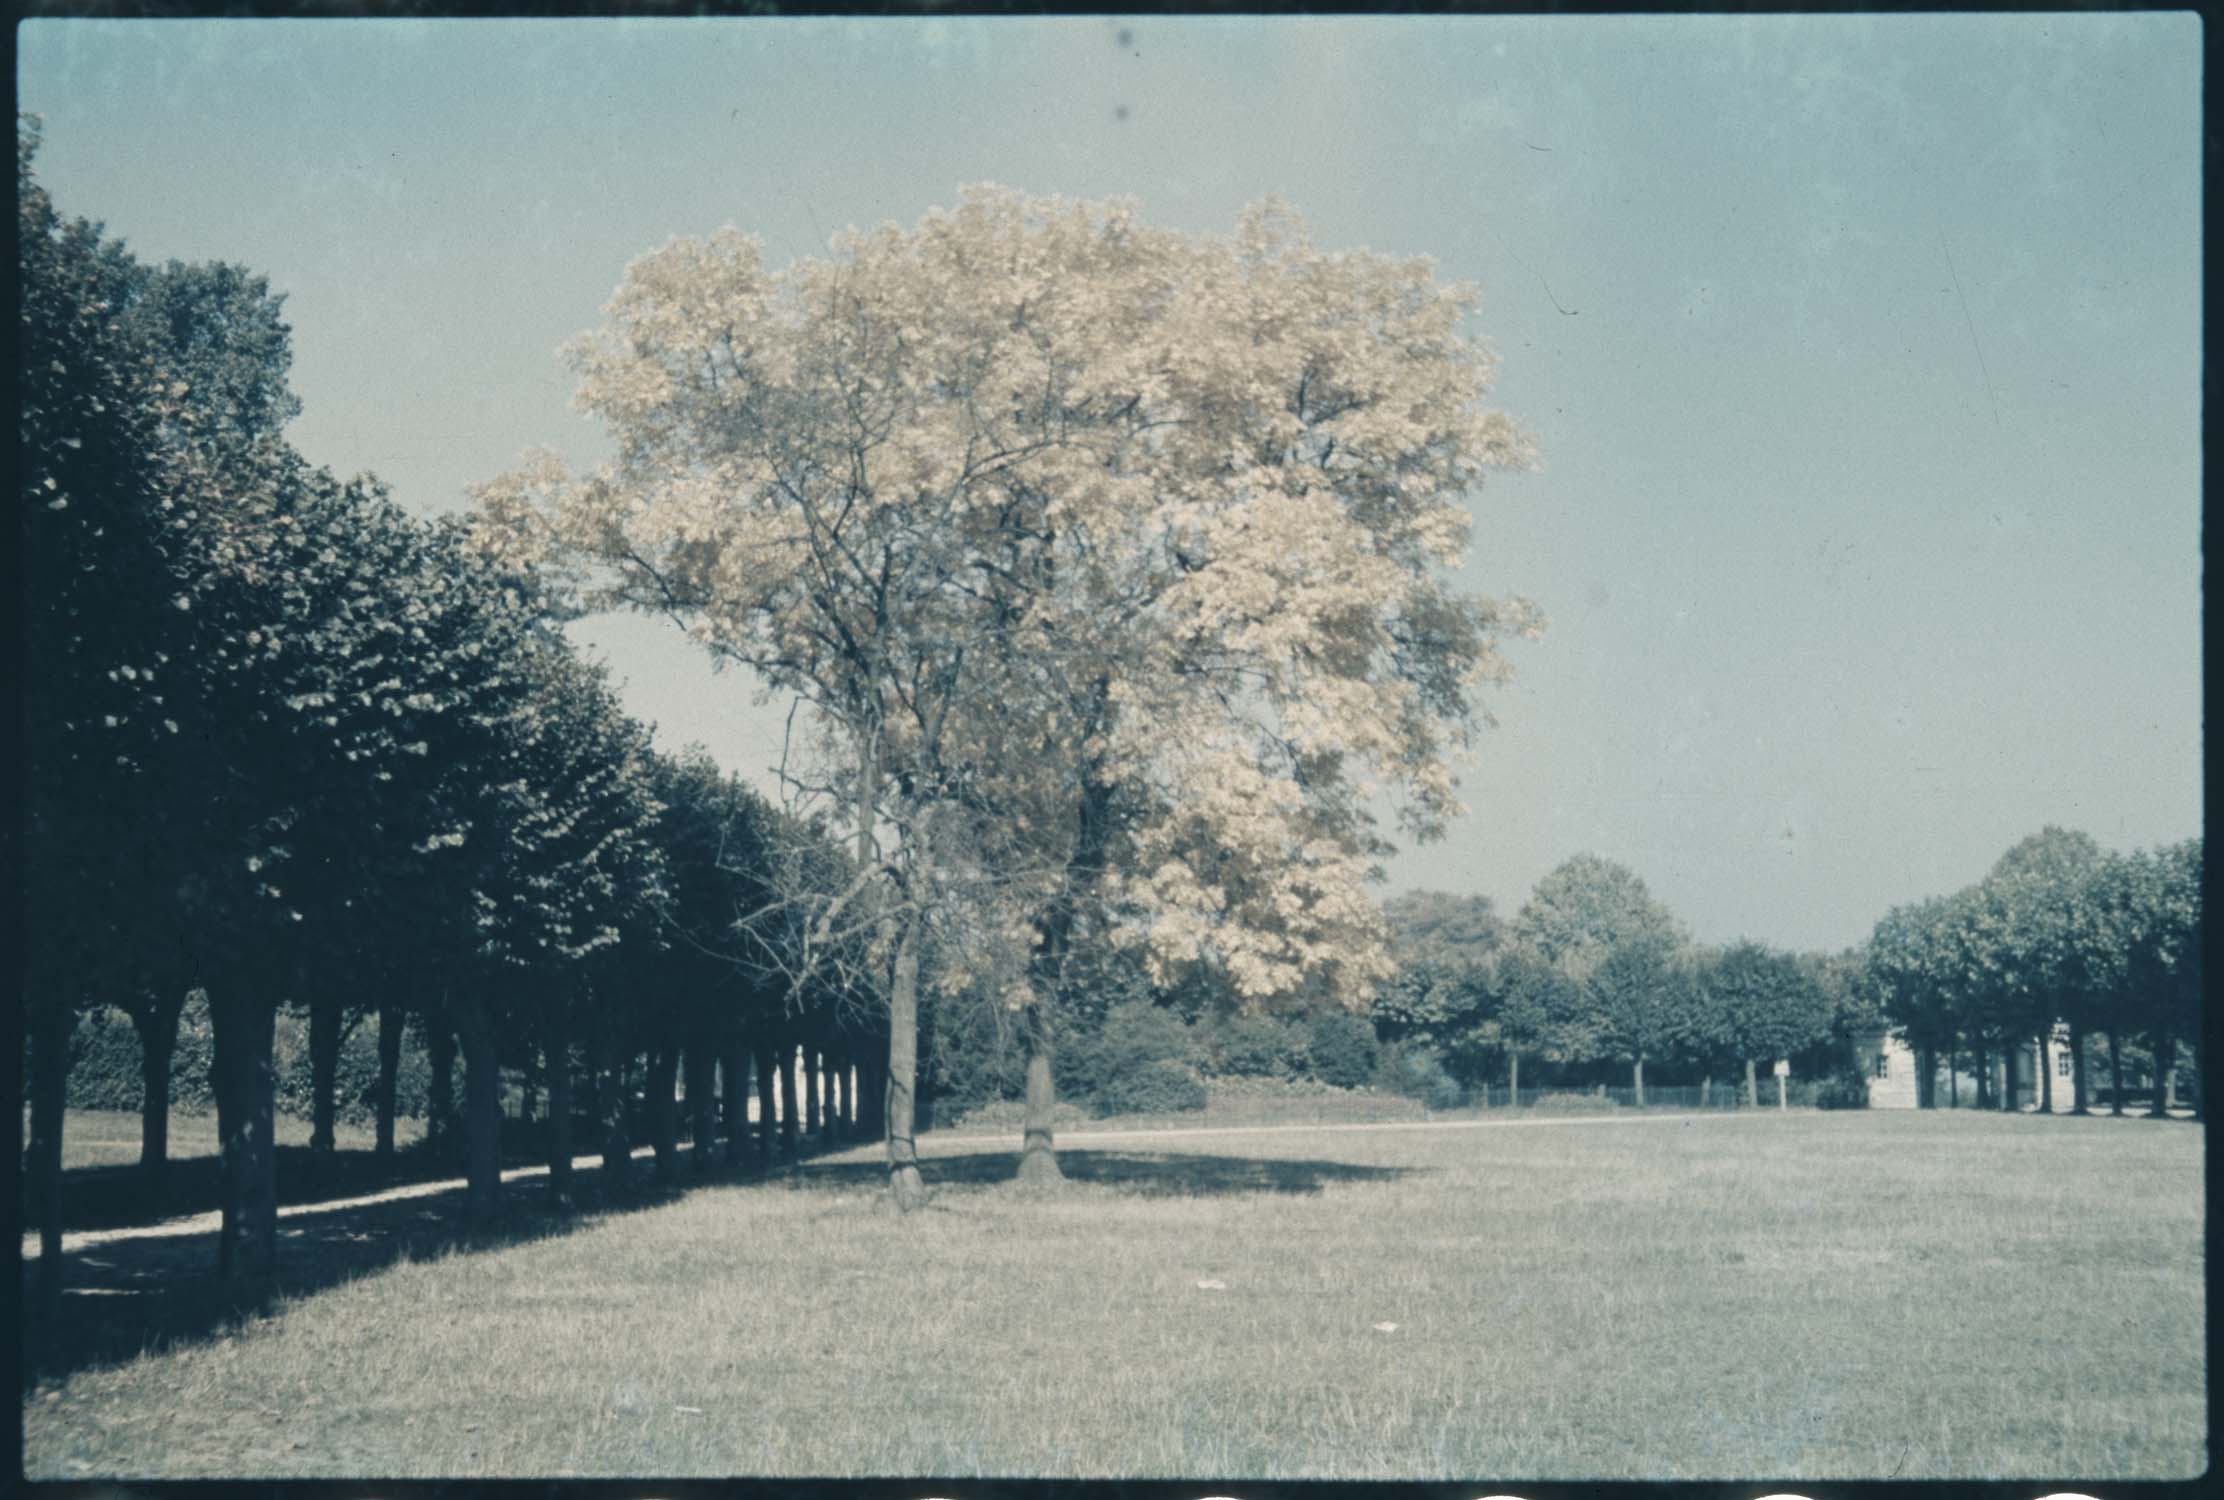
21,1109,2204,1481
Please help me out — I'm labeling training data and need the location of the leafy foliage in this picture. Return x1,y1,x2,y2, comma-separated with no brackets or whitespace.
1371,1042,1462,1109
1091,1058,1208,1117
1305,1009,1381,1089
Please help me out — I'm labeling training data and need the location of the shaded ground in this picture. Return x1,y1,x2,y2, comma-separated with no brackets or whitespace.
21,1141,724,1389
21,1133,1411,1391
792,1144,1413,1198
23,1133,540,1234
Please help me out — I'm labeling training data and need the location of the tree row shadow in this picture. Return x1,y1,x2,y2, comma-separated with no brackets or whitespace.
20,1138,1414,1389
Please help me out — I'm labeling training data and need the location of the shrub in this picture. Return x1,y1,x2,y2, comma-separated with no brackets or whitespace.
1810,1067,1871,1110
1063,999,1196,1103
922,1013,1025,1117
1205,1011,1308,1080
63,1005,152,1111
1372,1042,1463,1109
1304,1009,1380,1089
1092,1058,1209,1117
55,998,217,1115
1527,1091,1618,1112
943,1097,1093,1133
57,992,440,1124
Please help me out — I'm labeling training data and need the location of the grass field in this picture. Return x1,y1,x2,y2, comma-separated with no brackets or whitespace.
21,1109,2204,1480
35,1109,428,1173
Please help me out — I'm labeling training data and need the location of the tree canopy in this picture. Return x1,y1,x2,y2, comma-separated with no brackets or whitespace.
476,186,1541,1200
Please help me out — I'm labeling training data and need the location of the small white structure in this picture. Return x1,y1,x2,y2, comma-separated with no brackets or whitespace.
1855,1029,1922,1108
2012,1031,2081,1111
1855,1027,2081,1110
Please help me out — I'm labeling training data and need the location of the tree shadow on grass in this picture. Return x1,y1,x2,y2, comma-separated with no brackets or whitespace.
25,1129,562,1233
790,1145,1420,1198
17,1139,797,1391
22,1140,1418,1390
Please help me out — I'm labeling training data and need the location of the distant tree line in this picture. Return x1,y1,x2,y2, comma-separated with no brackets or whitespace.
1373,855,1858,1108
958,830,2196,1125
915,852,1871,1120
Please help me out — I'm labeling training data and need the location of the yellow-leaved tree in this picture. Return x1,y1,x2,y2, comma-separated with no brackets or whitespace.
475,187,1538,1207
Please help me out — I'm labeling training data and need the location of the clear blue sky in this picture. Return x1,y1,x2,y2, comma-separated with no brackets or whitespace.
19,15,2203,953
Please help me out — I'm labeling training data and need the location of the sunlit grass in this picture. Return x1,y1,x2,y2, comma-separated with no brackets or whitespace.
22,1110,2204,1480
36,1109,427,1173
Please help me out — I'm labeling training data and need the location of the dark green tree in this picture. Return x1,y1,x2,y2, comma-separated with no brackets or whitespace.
1704,940,1831,1108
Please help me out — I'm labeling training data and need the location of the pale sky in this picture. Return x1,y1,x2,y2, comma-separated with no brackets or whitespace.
19,14,2204,953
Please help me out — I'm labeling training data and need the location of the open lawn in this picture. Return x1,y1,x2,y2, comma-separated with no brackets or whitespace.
34,1109,428,1173
21,1109,2204,1480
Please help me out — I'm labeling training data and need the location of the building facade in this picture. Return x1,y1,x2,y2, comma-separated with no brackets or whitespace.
1854,1028,2083,1110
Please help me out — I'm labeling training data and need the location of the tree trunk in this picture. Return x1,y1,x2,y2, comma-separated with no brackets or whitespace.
2069,1023,2089,1114
1632,1056,1645,1109
1018,1000,1063,1187
1999,1044,2017,1112
858,1045,887,1141
647,1044,680,1180
1744,1057,1758,1108
1700,1074,1711,1109
28,1000,72,1304
828,1052,847,1140
719,1035,750,1167
1776,1069,1787,1110
2037,1031,2054,1113
1914,1046,1934,1109
805,1047,824,1142
427,1019,459,1159
1016,756,1110,1183
883,911,929,1211
2108,1029,2125,1116
753,1040,779,1167
594,1014,631,1192
546,998,574,1206
2149,1031,2175,1118
1948,1048,1959,1108
781,1042,802,1160
309,989,342,1154
1508,1051,1520,1106
454,990,503,1227
1973,1046,1990,1109
212,985,279,1281
136,991,182,1193
685,1040,716,1172
374,1000,403,1156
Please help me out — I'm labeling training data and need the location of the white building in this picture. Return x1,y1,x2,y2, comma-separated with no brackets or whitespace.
1854,1028,2080,1110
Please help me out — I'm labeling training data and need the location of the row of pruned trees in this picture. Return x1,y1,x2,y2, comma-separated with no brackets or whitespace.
1866,828,2203,1114
1373,856,1857,1105
20,116,867,1294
